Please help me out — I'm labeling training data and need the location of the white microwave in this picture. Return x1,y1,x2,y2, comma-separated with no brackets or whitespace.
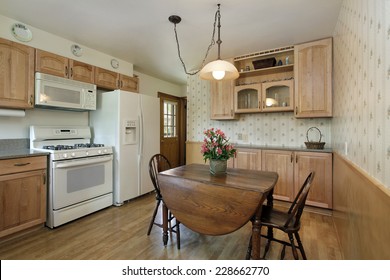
35,72,97,111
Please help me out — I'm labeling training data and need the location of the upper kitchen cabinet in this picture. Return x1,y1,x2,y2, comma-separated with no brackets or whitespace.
294,38,333,118
0,38,34,109
35,49,95,83
234,46,294,85
95,67,118,90
210,79,237,120
95,67,139,92
233,46,295,114
120,74,139,92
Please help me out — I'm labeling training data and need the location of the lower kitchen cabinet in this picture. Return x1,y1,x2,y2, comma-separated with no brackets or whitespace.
233,148,262,170
0,156,47,238
262,150,295,202
261,149,333,209
294,151,332,209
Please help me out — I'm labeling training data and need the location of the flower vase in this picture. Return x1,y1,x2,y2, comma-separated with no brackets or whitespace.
209,159,227,175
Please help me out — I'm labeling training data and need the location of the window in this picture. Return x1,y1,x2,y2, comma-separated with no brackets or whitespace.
163,100,177,138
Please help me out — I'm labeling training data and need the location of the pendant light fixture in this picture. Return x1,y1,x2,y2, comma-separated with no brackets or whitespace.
169,4,239,81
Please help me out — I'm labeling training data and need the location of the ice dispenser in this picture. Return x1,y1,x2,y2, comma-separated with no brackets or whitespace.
123,119,137,145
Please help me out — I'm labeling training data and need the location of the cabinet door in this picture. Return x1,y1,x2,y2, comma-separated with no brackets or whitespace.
35,49,68,78
210,80,237,120
233,148,262,170
294,152,332,208
234,84,262,113
262,150,294,202
0,38,34,109
294,38,332,118
0,170,46,238
95,67,119,90
69,60,95,83
262,79,294,112
120,74,139,92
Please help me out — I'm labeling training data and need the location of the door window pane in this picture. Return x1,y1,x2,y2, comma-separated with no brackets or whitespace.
163,100,177,138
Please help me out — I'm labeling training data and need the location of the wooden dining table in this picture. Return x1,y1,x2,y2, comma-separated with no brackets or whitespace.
157,163,278,260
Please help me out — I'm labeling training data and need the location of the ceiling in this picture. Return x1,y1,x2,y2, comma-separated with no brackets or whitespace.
0,0,342,85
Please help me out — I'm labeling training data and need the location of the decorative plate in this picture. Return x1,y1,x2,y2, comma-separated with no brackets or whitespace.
11,23,32,42
111,59,119,69
71,44,83,57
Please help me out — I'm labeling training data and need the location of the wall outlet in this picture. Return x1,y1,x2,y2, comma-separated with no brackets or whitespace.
242,133,248,142
237,133,242,140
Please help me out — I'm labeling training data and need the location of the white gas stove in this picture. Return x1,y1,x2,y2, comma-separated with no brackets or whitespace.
30,125,114,228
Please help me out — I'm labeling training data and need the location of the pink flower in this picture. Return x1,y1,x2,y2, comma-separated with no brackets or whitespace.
217,148,222,155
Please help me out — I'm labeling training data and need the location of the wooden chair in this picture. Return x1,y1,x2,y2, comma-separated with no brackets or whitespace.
246,172,315,260
147,154,180,249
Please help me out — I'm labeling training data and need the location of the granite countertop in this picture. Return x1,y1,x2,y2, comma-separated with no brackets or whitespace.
0,149,49,160
232,143,333,153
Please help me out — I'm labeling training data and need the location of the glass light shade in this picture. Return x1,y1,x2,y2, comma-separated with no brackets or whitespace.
199,59,239,81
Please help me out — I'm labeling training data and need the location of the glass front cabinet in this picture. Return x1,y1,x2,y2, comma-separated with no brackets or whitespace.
261,79,294,112
234,79,294,113
234,84,262,113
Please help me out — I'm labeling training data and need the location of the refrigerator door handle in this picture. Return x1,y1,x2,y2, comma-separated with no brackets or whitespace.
138,112,143,156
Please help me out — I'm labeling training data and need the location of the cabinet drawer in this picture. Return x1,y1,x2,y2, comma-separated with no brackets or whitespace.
0,156,47,176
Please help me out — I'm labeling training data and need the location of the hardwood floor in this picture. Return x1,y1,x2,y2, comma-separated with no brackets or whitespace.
0,193,342,260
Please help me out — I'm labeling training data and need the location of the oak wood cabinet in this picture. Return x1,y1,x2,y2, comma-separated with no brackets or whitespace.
0,156,47,238
233,148,262,170
0,38,34,109
35,49,95,83
262,149,332,208
262,150,294,202
294,38,333,118
294,151,332,208
210,79,237,120
95,67,139,92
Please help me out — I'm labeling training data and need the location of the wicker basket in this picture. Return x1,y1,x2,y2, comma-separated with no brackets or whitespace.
304,127,325,149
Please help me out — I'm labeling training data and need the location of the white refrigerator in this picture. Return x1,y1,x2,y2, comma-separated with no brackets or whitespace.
90,90,160,205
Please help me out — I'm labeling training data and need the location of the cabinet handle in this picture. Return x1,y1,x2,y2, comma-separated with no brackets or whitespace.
29,95,33,105
231,109,233,116
70,67,73,77
14,162,31,167
43,173,46,185
65,66,68,77
296,154,298,163
290,153,293,163
295,106,298,115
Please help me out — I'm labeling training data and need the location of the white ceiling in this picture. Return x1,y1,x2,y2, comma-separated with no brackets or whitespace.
0,0,342,85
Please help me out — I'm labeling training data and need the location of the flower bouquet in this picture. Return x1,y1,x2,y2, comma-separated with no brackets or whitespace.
201,128,236,174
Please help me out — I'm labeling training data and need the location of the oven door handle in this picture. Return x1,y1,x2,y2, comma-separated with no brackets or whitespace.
54,156,113,169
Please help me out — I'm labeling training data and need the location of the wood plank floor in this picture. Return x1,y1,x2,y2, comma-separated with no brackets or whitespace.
0,193,343,260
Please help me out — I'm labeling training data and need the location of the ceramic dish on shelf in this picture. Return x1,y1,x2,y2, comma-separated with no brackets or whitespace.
11,23,32,42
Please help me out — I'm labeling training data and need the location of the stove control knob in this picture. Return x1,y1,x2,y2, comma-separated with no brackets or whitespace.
86,151,89,156
71,152,76,157
98,150,102,154
63,153,68,159
103,149,108,153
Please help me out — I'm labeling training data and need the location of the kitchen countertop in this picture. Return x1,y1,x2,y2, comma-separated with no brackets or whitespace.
0,149,49,160
232,143,333,153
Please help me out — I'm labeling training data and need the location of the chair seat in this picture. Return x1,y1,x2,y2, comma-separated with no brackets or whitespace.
261,205,300,233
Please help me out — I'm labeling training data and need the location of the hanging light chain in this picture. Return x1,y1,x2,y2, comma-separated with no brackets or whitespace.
171,5,220,75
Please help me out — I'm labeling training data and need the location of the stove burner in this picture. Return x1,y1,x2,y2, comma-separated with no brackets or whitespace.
42,143,105,150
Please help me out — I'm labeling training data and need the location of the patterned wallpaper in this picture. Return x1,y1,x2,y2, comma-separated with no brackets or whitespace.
332,0,390,188
186,75,332,149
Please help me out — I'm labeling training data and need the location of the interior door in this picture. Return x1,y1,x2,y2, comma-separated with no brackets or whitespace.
158,92,185,168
